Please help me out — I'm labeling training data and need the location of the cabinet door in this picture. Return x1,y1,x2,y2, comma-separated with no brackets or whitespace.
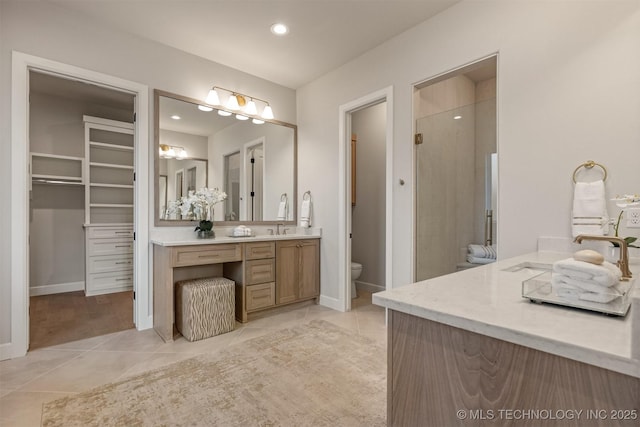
275,240,299,305
298,240,320,299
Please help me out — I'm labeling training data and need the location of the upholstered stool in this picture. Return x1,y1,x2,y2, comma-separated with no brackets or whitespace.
175,277,235,342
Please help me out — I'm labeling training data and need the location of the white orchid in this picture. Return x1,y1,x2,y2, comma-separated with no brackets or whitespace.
168,187,227,222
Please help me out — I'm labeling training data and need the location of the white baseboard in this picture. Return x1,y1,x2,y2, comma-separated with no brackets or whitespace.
30,281,84,296
319,294,344,312
0,341,26,361
356,280,385,294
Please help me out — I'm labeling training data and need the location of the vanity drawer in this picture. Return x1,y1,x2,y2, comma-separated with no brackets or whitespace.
246,282,275,312
245,258,275,285
172,244,242,267
87,239,134,256
244,242,275,260
88,254,133,274
87,226,133,239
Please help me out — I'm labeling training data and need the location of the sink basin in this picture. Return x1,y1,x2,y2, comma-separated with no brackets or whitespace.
502,262,552,273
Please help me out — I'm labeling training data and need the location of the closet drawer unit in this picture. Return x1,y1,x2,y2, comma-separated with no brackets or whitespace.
245,259,275,285
88,254,133,275
246,282,275,312
87,239,134,257
87,226,133,239
86,271,133,296
173,244,241,267
245,242,275,260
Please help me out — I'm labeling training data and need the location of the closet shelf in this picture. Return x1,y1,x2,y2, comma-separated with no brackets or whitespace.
90,162,134,170
89,141,134,152
90,183,134,189
31,152,84,161
32,174,83,183
32,178,84,186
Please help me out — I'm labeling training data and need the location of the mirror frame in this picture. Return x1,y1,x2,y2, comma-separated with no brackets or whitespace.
154,89,298,227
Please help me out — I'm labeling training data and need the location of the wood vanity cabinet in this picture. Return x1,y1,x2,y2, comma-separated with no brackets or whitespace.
275,239,320,305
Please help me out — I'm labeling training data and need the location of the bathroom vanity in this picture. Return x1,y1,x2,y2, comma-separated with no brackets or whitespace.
151,232,320,342
373,251,640,426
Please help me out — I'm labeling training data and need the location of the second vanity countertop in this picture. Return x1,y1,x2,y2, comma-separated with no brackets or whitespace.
373,251,640,379
150,227,321,246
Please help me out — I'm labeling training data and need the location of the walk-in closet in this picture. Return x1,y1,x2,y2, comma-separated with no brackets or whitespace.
28,71,136,349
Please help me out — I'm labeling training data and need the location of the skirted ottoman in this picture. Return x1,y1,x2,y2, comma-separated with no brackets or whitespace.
175,277,235,341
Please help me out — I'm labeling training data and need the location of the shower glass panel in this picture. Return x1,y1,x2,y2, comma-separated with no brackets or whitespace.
414,63,497,281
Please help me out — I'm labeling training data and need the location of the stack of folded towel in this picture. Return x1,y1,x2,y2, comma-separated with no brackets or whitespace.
231,225,252,237
466,244,497,265
551,250,622,303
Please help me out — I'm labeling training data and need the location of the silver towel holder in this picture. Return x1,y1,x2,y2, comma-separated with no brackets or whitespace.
303,190,312,201
572,160,607,183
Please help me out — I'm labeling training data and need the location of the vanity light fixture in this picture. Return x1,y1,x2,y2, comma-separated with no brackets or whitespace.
159,144,188,159
204,86,274,123
197,105,213,112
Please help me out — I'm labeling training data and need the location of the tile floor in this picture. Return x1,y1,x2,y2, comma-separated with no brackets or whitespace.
0,291,386,427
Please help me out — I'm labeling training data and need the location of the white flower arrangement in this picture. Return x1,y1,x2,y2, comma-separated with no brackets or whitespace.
168,187,227,223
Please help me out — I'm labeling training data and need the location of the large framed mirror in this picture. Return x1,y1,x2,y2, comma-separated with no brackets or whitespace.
154,90,297,226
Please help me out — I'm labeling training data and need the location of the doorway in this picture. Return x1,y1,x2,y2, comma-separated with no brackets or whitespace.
338,87,393,312
27,70,136,349
7,51,150,360
414,55,498,281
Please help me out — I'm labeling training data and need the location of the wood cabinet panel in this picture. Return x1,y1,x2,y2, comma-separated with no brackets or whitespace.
245,241,275,260
388,310,640,427
245,259,275,285
246,282,275,312
298,241,320,299
276,241,299,305
173,244,241,267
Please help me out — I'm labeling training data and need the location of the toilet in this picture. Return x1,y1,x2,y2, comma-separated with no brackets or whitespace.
351,262,363,298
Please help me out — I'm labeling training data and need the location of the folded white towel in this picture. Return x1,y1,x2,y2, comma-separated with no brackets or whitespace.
277,200,288,220
467,244,496,259
466,255,495,265
571,180,608,237
300,199,312,228
553,281,622,304
551,273,619,294
552,258,621,287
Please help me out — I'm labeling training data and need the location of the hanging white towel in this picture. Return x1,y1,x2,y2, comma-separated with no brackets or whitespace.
300,199,312,228
571,180,608,237
277,200,288,220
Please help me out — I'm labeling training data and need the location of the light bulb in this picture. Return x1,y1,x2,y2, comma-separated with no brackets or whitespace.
205,88,220,105
252,118,265,125
177,148,188,159
198,105,213,112
236,114,249,121
226,94,240,110
218,110,232,117
261,105,274,120
166,147,176,157
245,99,257,115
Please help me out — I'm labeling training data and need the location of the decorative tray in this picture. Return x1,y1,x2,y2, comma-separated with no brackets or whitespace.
522,271,635,317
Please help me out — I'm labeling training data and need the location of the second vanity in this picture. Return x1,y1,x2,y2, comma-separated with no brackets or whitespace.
374,251,640,426
151,230,320,342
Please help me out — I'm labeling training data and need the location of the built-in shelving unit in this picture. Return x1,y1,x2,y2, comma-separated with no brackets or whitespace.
30,152,84,187
83,115,135,296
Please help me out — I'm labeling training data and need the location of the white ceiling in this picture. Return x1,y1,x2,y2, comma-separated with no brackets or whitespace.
49,0,460,89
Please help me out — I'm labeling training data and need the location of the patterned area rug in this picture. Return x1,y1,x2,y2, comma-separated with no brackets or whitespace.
41,320,386,426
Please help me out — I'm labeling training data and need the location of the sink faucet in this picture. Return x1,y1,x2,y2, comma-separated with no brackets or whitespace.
573,234,632,280
276,223,284,235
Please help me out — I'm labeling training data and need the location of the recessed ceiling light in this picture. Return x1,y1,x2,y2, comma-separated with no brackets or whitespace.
170,115,181,120
271,23,289,36
453,115,462,120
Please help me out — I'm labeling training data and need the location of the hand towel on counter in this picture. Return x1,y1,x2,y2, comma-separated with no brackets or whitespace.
571,180,608,237
300,199,312,228
552,258,621,287
467,244,497,259
277,200,288,220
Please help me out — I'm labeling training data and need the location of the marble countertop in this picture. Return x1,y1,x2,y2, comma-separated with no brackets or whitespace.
373,251,640,378
150,227,321,246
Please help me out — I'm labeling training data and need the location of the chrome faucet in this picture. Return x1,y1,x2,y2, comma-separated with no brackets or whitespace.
276,223,284,235
573,234,632,280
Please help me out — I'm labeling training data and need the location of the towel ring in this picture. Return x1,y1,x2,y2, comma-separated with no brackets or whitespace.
572,160,607,183
303,190,312,201
280,193,287,201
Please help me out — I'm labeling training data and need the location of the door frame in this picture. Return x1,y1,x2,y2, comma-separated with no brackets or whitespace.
338,86,393,311
6,51,150,360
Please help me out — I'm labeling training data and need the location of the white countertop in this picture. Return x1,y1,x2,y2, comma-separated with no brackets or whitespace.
150,226,321,246
373,251,640,378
